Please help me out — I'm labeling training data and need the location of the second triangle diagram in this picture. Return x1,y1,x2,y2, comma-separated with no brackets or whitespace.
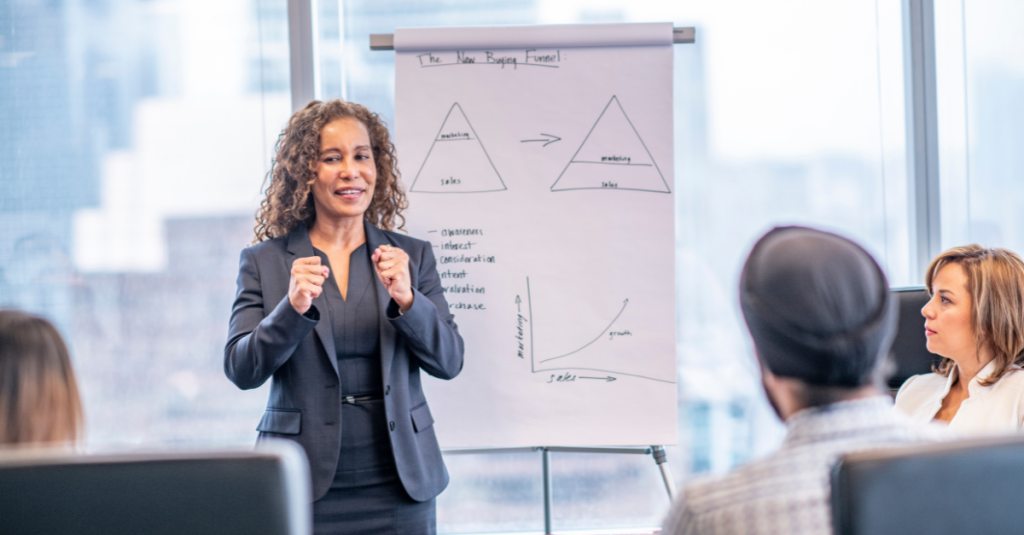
551,96,670,194
411,103,507,194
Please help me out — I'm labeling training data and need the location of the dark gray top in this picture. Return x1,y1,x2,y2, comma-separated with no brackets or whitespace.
314,243,383,397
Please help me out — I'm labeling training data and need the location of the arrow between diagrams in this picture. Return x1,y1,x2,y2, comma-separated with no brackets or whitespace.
520,133,561,147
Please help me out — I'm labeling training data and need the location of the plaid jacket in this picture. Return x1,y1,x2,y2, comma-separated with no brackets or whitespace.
662,397,948,535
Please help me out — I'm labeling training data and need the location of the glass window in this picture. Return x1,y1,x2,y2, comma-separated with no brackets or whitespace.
1,0,291,446
1,0,917,532
319,0,911,531
935,0,1024,252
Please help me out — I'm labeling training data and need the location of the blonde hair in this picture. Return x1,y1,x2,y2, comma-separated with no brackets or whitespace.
926,245,1024,385
254,100,407,243
0,310,83,445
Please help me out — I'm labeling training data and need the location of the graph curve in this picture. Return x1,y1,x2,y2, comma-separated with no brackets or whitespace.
538,299,628,364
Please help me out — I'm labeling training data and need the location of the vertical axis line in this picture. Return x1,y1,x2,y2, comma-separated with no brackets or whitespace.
527,277,534,373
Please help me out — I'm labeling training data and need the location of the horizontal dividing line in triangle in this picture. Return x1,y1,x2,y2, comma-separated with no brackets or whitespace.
570,160,653,167
411,188,507,194
550,186,671,193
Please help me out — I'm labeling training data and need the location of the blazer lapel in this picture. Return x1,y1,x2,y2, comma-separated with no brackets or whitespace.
365,221,397,387
287,226,340,378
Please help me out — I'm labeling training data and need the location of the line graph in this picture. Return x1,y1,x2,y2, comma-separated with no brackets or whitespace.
538,299,628,364
526,277,674,384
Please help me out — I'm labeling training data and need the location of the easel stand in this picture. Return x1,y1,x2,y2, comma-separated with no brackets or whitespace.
445,445,676,535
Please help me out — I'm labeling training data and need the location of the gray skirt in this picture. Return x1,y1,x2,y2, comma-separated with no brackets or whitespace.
313,399,436,535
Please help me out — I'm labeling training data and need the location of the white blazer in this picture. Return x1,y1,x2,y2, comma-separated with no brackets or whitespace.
894,360,1024,433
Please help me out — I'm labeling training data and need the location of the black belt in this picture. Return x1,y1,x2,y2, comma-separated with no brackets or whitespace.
341,393,382,404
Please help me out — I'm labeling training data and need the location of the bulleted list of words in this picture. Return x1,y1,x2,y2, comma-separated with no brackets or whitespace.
429,227,491,311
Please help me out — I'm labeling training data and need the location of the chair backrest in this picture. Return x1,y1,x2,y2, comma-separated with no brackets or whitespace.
0,440,311,535
832,435,1024,535
888,287,941,390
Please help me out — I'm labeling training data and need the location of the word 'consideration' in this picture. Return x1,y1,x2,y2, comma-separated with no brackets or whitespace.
439,254,496,265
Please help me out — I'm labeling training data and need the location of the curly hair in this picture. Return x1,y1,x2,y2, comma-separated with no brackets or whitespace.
254,100,408,242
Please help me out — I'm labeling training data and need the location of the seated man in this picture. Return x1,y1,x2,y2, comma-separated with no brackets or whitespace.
662,226,947,535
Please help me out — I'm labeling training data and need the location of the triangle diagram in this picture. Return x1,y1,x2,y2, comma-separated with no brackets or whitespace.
551,96,670,194
410,103,507,194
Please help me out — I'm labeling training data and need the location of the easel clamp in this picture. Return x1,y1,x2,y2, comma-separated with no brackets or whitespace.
369,27,696,50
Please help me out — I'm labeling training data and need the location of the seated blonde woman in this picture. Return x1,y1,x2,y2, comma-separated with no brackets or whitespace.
895,245,1024,432
0,310,83,446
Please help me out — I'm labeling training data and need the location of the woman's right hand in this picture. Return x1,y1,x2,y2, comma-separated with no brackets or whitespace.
289,257,329,315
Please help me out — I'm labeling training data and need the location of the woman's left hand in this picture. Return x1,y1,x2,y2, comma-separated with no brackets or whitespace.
373,244,414,313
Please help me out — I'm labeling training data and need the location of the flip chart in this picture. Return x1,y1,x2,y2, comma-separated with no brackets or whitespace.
395,23,677,447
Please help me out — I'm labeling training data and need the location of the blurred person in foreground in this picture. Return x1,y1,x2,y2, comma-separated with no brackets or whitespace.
895,245,1024,431
225,100,463,534
0,310,83,447
662,227,947,535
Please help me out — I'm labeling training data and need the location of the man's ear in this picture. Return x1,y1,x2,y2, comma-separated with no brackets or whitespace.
756,350,776,389
762,366,808,421
760,368,786,402
755,347,788,420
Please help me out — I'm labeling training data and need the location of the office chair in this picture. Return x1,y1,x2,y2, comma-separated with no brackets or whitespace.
0,440,311,535
832,434,1024,535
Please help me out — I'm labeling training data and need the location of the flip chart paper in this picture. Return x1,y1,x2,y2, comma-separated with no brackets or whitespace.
395,23,677,447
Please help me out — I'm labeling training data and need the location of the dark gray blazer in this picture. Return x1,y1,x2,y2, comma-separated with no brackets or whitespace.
224,221,464,502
